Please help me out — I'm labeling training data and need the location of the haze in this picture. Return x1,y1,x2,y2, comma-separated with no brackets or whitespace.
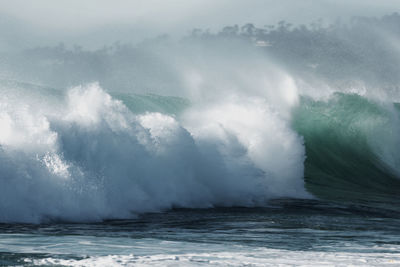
0,0,399,50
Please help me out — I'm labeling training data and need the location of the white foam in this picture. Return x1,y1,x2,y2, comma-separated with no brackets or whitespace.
0,83,309,223
28,248,400,267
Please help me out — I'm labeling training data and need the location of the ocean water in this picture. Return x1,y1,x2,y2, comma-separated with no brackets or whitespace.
2,202,400,266
0,79,400,266
3,14,400,263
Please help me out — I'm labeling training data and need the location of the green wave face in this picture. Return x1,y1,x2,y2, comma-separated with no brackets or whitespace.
112,93,190,116
293,93,400,203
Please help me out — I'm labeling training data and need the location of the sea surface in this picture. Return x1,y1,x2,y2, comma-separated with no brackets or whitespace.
1,80,400,266
2,200,400,266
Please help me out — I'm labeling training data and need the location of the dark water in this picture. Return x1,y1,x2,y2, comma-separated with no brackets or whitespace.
2,199,400,266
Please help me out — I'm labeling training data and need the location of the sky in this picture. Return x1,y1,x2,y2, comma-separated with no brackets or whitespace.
0,0,399,49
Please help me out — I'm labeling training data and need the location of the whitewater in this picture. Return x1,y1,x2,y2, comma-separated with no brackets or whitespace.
0,77,309,223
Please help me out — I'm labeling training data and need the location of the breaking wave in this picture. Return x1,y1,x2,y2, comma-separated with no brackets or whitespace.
0,82,308,223
1,79,400,223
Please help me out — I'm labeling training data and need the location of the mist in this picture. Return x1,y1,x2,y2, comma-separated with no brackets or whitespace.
0,0,399,50
1,0,400,98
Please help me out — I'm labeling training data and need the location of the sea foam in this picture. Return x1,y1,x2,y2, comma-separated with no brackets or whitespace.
0,83,308,223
